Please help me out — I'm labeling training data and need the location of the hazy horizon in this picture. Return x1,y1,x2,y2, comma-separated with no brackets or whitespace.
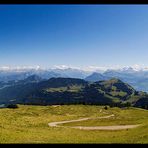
0,64,148,72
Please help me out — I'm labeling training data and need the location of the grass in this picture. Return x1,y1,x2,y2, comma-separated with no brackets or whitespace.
110,91,127,97
45,85,83,92
45,87,68,92
62,107,148,126
0,105,148,143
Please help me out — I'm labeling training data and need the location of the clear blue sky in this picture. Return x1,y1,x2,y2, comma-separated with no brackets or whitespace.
0,4,148,68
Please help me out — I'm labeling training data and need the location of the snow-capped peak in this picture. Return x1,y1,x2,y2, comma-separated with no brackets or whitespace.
119,65,148,72
0,64,148,73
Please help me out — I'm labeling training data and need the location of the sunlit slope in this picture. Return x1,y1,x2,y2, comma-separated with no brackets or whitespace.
0,105,148,143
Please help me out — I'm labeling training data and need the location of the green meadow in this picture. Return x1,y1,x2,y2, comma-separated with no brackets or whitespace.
0,105,148,143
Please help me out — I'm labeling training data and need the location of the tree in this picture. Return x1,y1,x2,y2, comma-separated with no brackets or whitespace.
124,102,131,108
67,86,70,90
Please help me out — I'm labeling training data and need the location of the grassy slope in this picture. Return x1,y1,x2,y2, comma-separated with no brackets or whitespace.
0,105,148,143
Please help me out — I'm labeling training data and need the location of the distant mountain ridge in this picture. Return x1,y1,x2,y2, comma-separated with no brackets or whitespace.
85,70,148,92
1,66,148,92
85,72,109,81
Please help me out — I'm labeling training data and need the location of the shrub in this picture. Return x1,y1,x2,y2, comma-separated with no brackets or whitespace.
104,106,108,110
7,104,18,109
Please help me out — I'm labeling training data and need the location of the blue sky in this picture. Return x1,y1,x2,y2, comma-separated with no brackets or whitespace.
0,5,148,68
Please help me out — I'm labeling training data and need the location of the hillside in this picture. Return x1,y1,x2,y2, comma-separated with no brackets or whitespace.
97,78,136,100
0,77,147,109
0,105,148,143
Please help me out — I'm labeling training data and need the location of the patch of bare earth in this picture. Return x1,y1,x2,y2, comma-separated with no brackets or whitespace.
71,124,141,130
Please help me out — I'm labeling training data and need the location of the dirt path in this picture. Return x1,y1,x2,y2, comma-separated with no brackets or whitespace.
48,114,114,127
48,114,141,130
71,124,141,130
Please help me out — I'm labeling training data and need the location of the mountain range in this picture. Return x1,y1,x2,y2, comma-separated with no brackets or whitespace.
1,66,148,92
0,75,147,109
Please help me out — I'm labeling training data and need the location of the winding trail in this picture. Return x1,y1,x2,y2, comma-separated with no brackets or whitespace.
48,114,114,127
48,114,141,130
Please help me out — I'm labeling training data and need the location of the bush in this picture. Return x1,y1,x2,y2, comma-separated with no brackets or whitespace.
104,106,108,110
7,104,18,109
